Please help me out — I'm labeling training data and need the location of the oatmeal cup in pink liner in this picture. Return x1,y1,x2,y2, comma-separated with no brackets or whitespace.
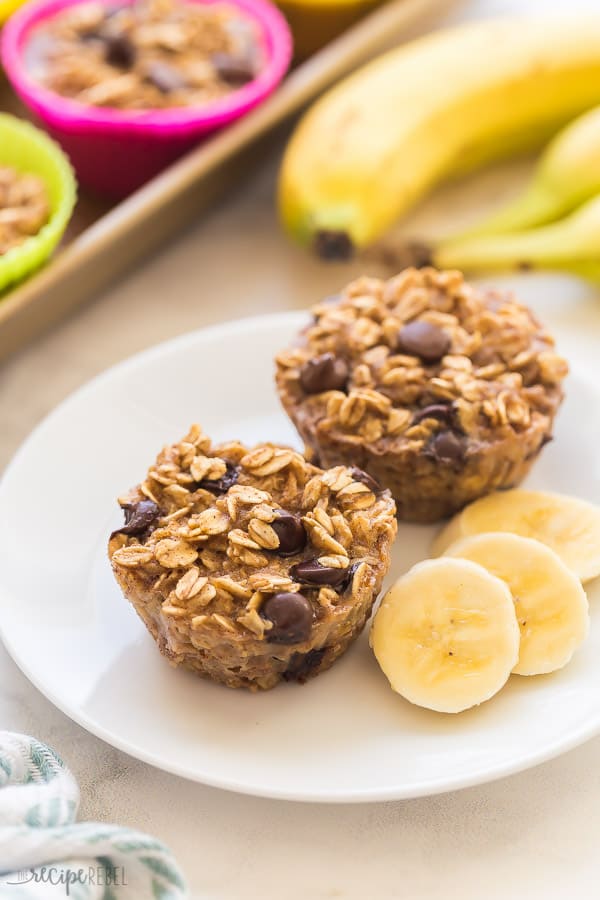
1,0,292,196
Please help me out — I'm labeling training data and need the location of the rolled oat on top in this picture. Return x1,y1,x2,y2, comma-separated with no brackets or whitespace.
108,425,397,690
275,268,568,523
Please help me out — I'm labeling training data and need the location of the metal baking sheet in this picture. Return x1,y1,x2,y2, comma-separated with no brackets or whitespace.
0,0,456,361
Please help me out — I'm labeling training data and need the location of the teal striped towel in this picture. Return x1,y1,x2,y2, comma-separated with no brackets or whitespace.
0,732,188,899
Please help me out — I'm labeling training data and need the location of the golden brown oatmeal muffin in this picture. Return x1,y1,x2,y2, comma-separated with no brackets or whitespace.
26,0,264,110
275,268,568,523
108,425,397,690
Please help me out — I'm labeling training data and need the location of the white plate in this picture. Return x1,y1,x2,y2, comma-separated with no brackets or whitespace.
1,312,599,803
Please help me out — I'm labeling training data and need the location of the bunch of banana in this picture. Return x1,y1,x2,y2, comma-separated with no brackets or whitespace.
431,105,600,278
370,489,599,714
278,17,600,266
456,106,600,238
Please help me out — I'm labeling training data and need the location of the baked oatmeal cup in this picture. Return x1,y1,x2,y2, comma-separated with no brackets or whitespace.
0,113,75,290
3,0,291,194
108,425,397,690
275,268,568,523
24,0,267,110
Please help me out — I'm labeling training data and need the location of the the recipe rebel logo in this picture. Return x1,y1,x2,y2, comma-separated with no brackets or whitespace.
2,864,128,894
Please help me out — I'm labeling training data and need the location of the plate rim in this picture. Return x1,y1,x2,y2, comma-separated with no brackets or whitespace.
2,311,600,803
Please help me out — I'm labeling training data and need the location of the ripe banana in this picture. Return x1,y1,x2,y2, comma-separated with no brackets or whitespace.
370,558,519,714
432,489,600,583
279,17,600,256
443,533,589,676
432,193,600,278
451,105,600,239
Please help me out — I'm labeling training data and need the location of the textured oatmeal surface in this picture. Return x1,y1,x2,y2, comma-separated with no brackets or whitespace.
108,425,397,690
0,166,49,256
275,268,568,523
26,0,264,110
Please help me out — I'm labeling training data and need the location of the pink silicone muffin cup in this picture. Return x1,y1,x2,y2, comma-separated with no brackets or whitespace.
2,0,292,196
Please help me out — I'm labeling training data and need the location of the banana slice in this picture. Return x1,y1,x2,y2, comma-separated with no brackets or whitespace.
432,489,600,583
370,558,519,713
444,533,589,676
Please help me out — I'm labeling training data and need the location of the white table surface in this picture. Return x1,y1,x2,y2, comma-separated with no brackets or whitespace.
3,0,600,896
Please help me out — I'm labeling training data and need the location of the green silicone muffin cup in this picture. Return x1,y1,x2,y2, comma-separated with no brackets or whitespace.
0,113,76,292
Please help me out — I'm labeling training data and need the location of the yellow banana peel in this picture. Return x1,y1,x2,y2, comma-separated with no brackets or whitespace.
279,17,600,256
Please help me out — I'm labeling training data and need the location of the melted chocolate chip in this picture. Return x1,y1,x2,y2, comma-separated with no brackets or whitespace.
291,558,350,588
313,230,354,260
271,510,306,556
113,499,159,536
411,403,455,426
283,647,327,682
349,466,382,494
262,592,313,644
212,52,256,85
397,321,451,364
195,462,239,494
342,561,361,592
427,431,466,466
300,353,349,394
103,31,136,68
80,29,103,42
145,62,186,93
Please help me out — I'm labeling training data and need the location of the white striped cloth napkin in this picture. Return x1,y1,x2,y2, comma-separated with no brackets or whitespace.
0,732,188,899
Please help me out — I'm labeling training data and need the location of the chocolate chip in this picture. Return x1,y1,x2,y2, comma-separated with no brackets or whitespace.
291,558,350,588
283,647,326,682
411,403,455,426
341,561,360,593
427,431,466,466
262,592,313,644
80,29,103,42
103,31,136,68
145,62,186,93
349,466,382,494
271,510,306,556
397,321,451,364
113,499,159,536
300,353,349,394
313,230,354,260
195,462,239,494
212,52,256,85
